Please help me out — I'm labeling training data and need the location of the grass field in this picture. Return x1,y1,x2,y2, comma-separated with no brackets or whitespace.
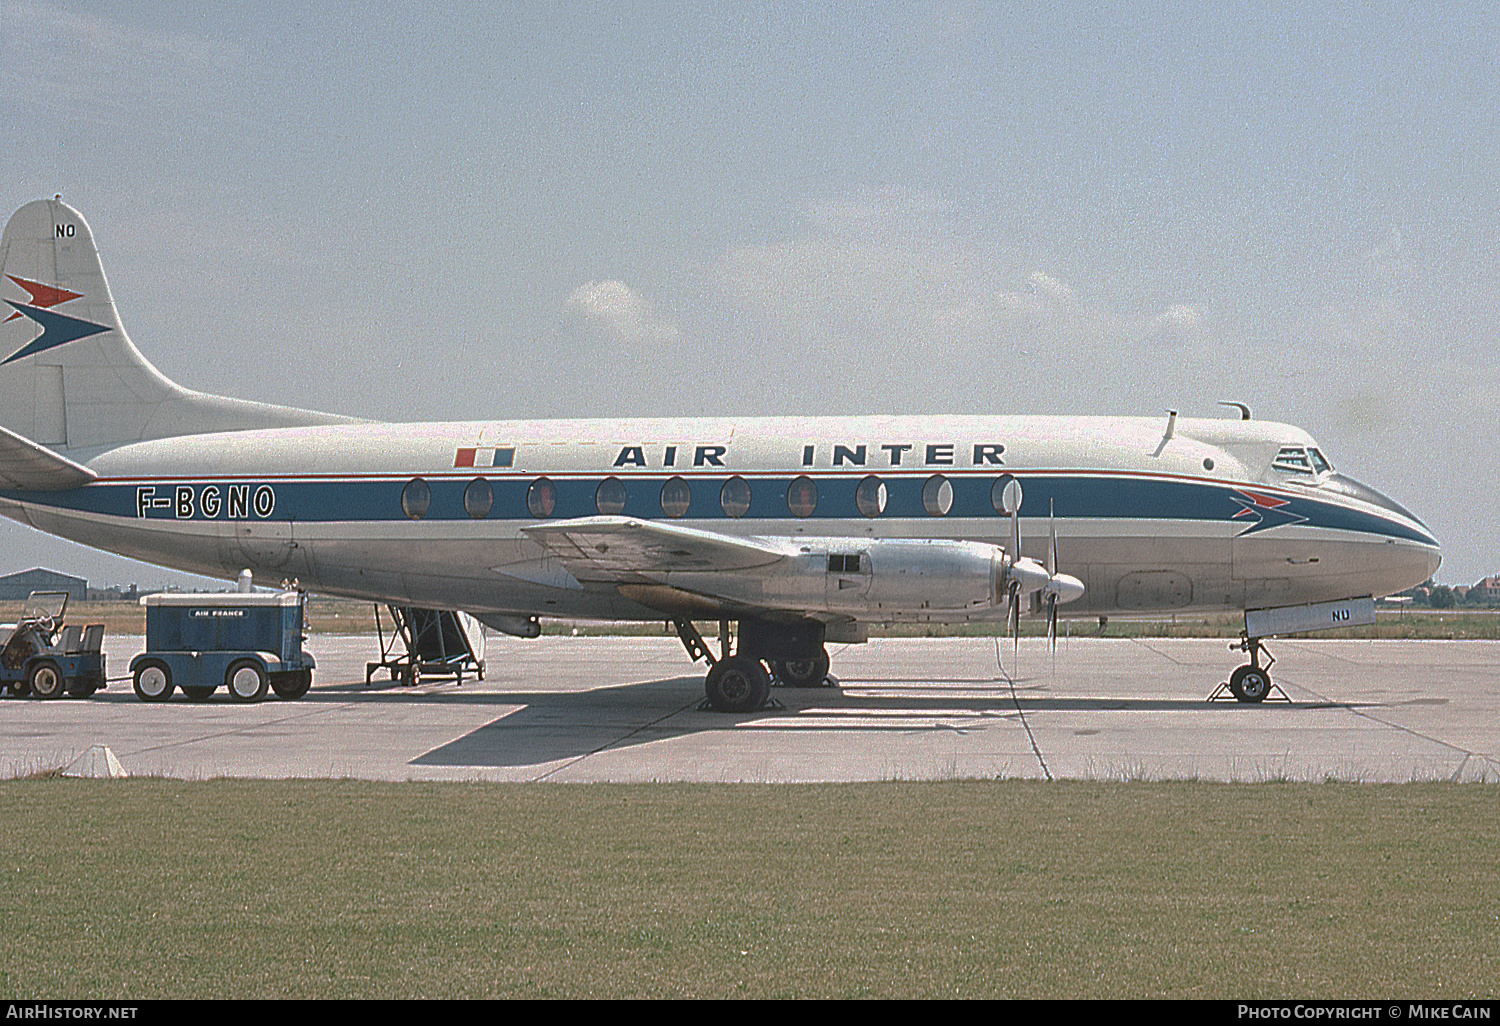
2,779,1496,999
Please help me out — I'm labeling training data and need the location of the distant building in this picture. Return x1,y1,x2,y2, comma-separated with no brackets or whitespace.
1469,576,1500,604
86,584,140,602
0,568,88,602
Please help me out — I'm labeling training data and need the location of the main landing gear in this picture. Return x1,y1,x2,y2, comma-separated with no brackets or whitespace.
674,617,832,713
1214,634,1282,704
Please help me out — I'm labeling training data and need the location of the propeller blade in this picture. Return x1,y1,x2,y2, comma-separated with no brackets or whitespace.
1008,581,1020,665
1047,592,1058,654
1047,499,1057,578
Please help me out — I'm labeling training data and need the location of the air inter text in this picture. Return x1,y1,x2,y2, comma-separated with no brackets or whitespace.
611,444,1006,468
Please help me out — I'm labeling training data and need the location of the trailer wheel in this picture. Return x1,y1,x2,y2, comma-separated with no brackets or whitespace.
226,660,268,702
182,686,215,702
133,660,174,702
271,670,312,700
28,660,66,700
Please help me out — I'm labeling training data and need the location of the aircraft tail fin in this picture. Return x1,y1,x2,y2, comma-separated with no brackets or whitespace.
0,197,356,455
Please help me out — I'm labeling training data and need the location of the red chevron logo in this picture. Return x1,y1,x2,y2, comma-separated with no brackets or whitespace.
3,275,83,322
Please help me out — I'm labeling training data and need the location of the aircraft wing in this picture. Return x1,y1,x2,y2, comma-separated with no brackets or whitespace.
0,424,96,491
520,515,787,582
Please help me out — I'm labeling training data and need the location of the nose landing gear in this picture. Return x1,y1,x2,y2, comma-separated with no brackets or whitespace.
1212,635,1287,704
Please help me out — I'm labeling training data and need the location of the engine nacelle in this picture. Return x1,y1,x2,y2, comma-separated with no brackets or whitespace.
661,536,1083,620
666,537,1005,616
857,538,1006,614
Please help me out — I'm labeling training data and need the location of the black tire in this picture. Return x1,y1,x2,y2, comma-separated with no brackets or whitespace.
65,678,99,698
182,686,216,702
9,679,32,698
133,660,174,703
271,670,312,700
1229,665,1272,704
775,649,831,688
704,656,771,713
28,660,65,700
226,660,268,703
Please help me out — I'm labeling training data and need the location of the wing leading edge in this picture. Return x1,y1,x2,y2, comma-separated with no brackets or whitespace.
519,515,787,582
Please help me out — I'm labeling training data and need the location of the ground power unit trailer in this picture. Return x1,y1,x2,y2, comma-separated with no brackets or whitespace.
130,590,314,702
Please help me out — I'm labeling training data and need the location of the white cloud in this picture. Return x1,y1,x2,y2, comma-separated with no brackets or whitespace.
564,280,678,343
803,188,951,239
1028,271,1075,304
1152,303,1200,329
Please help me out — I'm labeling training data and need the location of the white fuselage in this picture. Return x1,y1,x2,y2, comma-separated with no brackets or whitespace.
0,414,1441,624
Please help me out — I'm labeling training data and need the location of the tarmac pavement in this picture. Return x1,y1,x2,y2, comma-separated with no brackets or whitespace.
2,634,1496,783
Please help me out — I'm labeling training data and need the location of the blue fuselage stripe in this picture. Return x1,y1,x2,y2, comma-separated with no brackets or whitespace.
2,472,1439,546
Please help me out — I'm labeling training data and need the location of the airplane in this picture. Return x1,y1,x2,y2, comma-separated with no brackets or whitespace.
0,197,1441,710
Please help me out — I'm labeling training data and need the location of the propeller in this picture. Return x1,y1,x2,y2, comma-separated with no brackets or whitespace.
995,477,1085,671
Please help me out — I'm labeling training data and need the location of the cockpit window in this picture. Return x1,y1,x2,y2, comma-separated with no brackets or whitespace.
1273,446,1313,474
1308,448,1332,474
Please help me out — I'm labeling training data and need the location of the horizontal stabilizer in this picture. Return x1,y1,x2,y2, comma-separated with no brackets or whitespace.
521,515,786,581
0,423,96,490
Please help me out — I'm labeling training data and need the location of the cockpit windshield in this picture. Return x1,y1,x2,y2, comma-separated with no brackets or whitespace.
1270,446,1424,524
1273,446,1334,476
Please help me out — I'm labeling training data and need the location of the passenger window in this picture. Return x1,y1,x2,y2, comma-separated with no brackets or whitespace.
855,475,886,518
596,476,627,515
527,477,557,518
922,474,953,516
720,476,751,518
401,478,430,520
660,476,691,518
990,474,1022,515
787,476,818,518
463,477,492,519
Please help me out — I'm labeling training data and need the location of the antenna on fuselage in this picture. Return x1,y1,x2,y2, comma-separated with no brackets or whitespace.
1152,409,1178,457
1218,401,1251,420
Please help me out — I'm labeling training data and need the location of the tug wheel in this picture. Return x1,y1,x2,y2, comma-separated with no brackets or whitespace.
28,660,65,700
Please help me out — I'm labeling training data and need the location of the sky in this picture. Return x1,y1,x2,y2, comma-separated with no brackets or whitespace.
0,0,1496,589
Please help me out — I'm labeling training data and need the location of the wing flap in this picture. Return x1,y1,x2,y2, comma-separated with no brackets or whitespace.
0,424,96,491
520,515,786,581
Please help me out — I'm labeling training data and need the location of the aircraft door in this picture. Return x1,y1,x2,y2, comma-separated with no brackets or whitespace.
825,549,872,612
233,519,311,577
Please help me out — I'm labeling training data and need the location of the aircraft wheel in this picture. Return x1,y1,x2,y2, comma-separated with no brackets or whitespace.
705,656,771,713
775,649,831,688
28,660,66,700
182,686,215,702
226,660,268,703
271,670,312,700
1229,665,1272,704
133,661,174,703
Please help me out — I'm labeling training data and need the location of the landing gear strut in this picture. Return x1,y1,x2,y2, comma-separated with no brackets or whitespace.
674,617,830,712
1220,634,1278,704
